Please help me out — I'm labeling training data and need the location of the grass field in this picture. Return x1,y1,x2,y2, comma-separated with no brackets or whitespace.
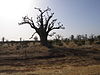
0,44,100,75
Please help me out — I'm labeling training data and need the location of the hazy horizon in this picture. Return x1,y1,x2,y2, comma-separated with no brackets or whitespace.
0,0,100,41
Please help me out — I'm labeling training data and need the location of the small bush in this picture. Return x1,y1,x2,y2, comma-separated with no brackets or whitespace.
67,42,77,48
95,41,100,44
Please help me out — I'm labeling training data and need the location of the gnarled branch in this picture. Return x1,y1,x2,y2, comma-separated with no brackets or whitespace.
35,7,52,29
45,13,54,30
47,22,65,33
48,19,57,29
18,16,37,29
49,32,56,37
29,32,37,39
52,22,65,30
34,7,51,14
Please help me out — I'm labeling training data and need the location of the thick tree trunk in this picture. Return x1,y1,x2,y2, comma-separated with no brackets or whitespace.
37,29,53,48
40,34,48,47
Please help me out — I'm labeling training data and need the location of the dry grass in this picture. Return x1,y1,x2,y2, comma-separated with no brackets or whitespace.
79,44,100,50
66,42,78,48
65,42,100,51
0,59,100,75
0,44,100,75
0,45,49,59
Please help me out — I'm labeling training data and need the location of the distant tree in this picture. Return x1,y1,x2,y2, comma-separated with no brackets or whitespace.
88,34,95,45
76,35,83,46
55,34,62,41
89,34,94,39
34,36,38,41
20,38,22,42
76,35,82,41
19,7,65,47
97,35,100,41
54,34,63,46
70,35,74,41
84,34,88,40
2,37,5,43
63,38,70,44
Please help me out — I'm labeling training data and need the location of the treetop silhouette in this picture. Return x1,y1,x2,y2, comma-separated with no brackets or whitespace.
19,7,65,47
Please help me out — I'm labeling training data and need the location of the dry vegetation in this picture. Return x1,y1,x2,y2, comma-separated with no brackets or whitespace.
0,42,100,75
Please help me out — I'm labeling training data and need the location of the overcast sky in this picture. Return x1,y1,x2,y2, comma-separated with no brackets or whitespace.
0,0,100,41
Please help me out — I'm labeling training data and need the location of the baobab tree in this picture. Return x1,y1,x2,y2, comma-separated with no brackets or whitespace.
19,7,65,47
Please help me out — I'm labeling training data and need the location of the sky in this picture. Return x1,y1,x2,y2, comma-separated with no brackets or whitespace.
0,0,100,41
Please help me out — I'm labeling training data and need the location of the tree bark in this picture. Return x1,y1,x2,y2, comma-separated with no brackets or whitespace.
39,33,48,46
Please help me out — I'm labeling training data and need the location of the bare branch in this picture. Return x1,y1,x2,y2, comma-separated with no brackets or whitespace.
42,7,51,14
47,21,65,33
45,13,54,29
29,32,37,39
34,7,42,13
49,19,57,28
52,24,65,30
34,7,51,14
19,16,37,29
36,15,41,27
34,8,44,28
34,7,53,29
49,32,56,37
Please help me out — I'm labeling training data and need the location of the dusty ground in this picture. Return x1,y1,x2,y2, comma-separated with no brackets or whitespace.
0,46,100,75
